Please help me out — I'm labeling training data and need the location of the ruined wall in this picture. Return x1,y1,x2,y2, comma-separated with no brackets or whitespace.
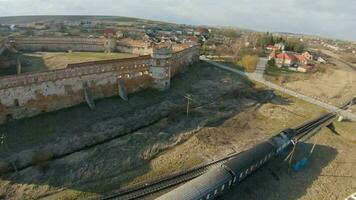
0,45,200,124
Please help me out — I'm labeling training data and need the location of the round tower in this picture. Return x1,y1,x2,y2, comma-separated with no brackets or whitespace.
150,42,173,91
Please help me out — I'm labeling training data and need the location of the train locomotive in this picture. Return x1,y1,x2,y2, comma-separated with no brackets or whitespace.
156,128,296,200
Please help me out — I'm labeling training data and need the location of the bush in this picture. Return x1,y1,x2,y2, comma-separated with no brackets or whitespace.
32,152,54,165
237,55,258,72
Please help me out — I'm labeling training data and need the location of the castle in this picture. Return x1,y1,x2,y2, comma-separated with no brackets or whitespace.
0,37,200,124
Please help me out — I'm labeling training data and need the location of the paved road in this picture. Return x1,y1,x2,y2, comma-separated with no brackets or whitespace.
200,57,356,121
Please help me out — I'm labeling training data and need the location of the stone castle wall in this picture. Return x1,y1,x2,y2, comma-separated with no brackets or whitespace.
169,46,200,77
14,37,105,52
13,37,153,55
0,45,199,124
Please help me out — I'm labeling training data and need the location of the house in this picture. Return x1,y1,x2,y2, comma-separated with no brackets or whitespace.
274,52,297,67
266,43,285,51
104,28,115,38
268,50,277,60
182,36,198,46
295,54,308,65
270,51,308,68
302,51,313,60
274,43,285,51
266,45,279,51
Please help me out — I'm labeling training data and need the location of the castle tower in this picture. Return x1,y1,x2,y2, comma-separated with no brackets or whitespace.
104,38,116,53
150,42,173,91
103,28,117,53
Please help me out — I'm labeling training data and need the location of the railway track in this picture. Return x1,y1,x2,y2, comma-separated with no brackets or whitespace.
97,116,329,200
99,152,241,200
98,98,356,200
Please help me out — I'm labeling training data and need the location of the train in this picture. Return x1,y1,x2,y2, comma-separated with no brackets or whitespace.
156,128,297,200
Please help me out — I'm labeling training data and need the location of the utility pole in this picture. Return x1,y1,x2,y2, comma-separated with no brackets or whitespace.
184,94,192,119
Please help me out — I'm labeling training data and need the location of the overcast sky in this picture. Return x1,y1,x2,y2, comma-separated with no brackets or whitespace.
0,0,355,40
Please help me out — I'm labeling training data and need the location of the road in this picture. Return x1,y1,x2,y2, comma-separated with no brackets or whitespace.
200,57,356,121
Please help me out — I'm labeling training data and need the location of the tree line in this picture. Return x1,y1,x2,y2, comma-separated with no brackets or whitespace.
257,32,305,53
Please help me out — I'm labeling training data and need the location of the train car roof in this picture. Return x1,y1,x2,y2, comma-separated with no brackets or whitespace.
156,167,231,200
223,141,274,174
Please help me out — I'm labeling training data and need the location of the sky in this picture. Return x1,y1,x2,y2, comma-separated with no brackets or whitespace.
0,0,355,40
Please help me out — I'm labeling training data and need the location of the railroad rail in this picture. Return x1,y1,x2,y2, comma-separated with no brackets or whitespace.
98,98,355,200
99,152,241,200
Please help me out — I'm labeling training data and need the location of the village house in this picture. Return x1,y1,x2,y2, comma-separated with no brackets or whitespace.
302,51,313,60
269,50,310,69
266,45,279,51
266,43,285,51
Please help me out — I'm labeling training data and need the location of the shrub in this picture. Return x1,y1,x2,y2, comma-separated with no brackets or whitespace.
237,55,258,72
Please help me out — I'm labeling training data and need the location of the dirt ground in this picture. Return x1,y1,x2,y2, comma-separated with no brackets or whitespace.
0,61,355,200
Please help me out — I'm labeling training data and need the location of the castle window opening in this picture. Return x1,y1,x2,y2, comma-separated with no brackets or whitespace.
14,99,20,107
156,60,160,66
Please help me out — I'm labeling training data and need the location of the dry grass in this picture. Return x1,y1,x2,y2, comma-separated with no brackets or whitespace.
41,52,137,70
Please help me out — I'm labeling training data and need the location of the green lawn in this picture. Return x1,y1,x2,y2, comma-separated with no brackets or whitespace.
264,64,311,83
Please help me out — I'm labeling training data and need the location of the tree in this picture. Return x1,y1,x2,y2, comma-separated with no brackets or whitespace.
285,38,305,53
237,55,258,72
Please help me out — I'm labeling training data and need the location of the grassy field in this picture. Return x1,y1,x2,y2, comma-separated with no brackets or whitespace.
0,52,137,76
29,52,137,71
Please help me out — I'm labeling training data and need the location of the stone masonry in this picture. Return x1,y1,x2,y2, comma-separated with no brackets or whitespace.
0,43,200,124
